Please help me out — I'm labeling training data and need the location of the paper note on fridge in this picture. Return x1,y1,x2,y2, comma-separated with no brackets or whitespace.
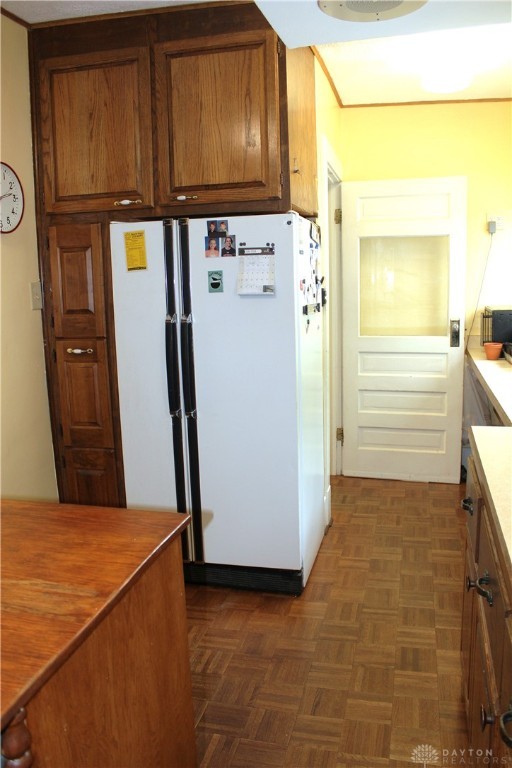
237,247,275,295
123,230,148,271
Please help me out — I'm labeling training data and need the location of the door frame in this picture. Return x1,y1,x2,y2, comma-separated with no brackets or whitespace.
318,137,343,480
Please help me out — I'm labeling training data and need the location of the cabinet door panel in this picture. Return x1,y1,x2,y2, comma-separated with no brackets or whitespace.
286,46,318,217
40,48,153,212
63,448,120,506
461,541,477,717
496,618,512,759
479,510,508,677
464,455,483,560
155,30,281,206
469,599,498,751
49,223,106,338
56,340,114,448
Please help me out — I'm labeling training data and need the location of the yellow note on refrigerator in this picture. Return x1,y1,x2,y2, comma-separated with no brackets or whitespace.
124,230,147,271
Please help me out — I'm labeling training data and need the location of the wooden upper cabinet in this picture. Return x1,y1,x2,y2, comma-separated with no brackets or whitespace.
49,223,106,338
286,47,318,217
154,30,282,208
39,48,153,213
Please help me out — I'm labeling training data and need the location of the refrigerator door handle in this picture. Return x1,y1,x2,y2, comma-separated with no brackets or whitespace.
181,315,197,418
165,313,181,416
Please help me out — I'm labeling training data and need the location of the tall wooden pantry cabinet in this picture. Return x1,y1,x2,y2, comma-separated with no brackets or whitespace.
29,2,319,507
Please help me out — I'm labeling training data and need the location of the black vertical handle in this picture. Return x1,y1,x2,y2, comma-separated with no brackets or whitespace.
165,317,181,415
178,219,204,562
181,318,196,417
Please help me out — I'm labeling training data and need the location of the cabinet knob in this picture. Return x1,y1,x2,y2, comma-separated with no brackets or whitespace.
480,704,495,732
113,199,143,206
499,709,512,747
461,496,474,516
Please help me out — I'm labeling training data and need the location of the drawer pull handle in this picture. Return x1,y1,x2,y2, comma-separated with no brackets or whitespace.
113,199,143,206
66,348,94,355
461,496,474,516
499,709,512,747
476,571,494,606
173,195,198,201
466,572,494,606
480,704,495,732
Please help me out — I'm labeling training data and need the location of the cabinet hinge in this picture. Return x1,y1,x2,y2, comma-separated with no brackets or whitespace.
277,40,283,56
280,172,285,187
52,348,56,362
334,208,342,225
59,423,64,437
336,427,344,445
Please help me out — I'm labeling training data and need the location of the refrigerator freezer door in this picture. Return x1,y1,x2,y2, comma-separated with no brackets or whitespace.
110,221,179,512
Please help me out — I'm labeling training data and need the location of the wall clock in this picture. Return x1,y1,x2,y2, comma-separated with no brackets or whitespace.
1,162,25,234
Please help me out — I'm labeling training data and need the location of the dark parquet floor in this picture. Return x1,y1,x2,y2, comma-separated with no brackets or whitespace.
185,475,469,767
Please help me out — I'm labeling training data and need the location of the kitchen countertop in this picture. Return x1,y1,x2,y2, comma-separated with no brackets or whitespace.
466,344,512,426
469,426,512,578
1,500,190,729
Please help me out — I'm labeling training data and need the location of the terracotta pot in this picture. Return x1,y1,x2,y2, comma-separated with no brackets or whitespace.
484,342,503,360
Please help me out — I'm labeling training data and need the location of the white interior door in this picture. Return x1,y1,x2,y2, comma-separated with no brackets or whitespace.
342,177,467,483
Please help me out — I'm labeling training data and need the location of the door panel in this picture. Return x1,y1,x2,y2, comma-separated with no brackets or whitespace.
341,177,466,483
56,340,114,448
63,448,120,506
39,48,153,212
154,30,281,206
49,223,106,338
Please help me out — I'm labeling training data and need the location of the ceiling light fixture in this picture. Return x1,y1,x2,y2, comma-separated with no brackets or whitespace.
317,0,428,23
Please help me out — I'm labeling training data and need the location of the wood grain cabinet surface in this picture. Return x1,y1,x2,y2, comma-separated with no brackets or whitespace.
154,29,282,209
39,48,153,213
47,222,120,505
29,2,318,508
30,3,318,218
461,451,512,758
1,501,196,768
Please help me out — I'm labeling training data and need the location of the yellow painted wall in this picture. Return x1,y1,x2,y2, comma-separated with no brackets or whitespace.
338,101,512,337
1,15,58,500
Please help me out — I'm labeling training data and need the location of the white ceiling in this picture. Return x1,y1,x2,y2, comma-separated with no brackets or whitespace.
2,0,511,105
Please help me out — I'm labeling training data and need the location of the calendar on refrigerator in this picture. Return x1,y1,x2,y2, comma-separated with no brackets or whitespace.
237,246,275,295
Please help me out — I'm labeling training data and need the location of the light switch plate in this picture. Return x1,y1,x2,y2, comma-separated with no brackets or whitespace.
30,280,42,310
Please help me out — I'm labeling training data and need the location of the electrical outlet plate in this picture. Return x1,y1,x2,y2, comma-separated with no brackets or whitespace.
487,214,505,231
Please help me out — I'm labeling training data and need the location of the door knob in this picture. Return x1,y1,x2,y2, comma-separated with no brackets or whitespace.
450,319,460,347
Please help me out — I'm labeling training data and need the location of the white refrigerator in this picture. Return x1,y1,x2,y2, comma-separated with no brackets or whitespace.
110,212,328,594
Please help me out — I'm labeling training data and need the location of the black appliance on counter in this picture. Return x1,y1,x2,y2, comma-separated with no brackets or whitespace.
481,307,512,344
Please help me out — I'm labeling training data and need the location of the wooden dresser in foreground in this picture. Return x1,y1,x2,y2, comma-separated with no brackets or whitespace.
1,500,196,767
